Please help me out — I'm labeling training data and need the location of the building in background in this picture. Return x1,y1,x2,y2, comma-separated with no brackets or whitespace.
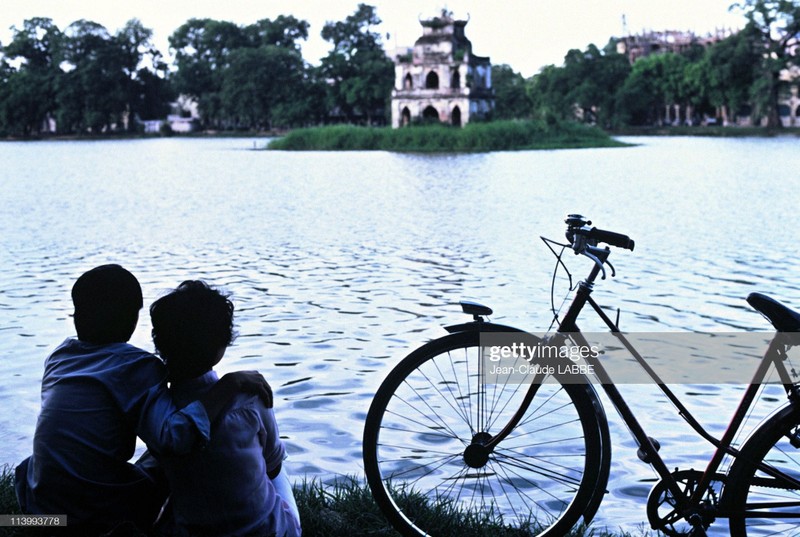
391,11,494,128
617,28,800,126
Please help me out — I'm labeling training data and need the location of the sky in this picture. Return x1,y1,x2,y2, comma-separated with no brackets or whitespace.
1,0,748,77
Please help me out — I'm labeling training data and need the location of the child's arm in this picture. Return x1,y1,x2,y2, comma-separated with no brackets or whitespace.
201,370,273,421
139,370,272,454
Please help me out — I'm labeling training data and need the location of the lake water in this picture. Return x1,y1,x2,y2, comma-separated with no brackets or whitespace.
2,135,800,533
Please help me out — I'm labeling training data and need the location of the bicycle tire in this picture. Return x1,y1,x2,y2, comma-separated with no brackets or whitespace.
363,329,609,536
725,403,800,536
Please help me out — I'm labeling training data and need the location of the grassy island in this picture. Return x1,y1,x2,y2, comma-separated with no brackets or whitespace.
267,120,627,152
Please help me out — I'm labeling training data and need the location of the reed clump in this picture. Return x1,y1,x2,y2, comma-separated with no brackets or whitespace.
267,120,626,152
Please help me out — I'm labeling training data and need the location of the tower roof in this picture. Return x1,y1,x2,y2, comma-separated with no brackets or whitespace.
415,9,470,47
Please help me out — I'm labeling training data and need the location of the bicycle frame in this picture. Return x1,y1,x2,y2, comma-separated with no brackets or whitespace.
487,248,800,523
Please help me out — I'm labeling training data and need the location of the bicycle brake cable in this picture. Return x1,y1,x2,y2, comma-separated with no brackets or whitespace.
541,236,576,331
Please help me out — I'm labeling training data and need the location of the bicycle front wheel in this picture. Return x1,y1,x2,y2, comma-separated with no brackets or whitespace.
363,330,608,536
726,403,800,536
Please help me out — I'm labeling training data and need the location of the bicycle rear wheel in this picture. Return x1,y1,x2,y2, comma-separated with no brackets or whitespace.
725,403,800,536
363,330,608,536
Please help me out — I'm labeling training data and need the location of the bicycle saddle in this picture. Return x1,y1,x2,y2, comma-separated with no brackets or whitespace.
747,292,800,332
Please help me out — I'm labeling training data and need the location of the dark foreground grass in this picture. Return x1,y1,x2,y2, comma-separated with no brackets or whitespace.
0,467,654,536
267,120,628,153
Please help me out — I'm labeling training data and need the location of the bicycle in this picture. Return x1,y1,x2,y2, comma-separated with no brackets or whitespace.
362,214,800,536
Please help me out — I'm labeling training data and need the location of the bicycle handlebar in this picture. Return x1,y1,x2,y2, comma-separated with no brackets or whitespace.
565,214,635,252
587,227,635,251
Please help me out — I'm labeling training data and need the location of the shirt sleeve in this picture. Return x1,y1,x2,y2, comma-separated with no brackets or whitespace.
259,406,286,474
136,374,211,456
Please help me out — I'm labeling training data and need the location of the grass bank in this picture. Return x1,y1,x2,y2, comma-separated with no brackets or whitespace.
1,467,655,537
267,120,627,152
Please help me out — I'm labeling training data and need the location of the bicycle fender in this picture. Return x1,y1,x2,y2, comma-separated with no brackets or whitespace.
444,321,526,334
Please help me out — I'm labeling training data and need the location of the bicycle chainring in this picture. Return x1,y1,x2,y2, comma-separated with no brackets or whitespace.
646,469,722,536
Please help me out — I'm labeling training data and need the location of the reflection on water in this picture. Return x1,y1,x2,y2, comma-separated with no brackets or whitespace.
2,136,800,533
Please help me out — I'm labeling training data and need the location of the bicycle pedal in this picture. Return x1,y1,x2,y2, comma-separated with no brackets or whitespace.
637,436,661,463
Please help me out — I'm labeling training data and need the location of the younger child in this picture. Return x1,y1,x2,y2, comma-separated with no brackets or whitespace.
150,280,301,537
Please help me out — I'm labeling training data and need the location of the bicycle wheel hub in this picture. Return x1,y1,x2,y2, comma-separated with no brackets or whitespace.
464,432,492,468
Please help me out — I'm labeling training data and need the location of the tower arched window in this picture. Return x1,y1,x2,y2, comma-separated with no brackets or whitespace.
425,71,439,89
451,70,460,89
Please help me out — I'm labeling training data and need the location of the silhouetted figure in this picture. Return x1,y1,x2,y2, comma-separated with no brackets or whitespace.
150,280,301,537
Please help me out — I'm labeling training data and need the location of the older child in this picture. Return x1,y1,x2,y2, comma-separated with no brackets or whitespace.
150,280,301,537
15,265,272,536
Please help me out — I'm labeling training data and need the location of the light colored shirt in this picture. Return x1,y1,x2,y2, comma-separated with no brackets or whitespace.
19,338,210,526
164,370,299,537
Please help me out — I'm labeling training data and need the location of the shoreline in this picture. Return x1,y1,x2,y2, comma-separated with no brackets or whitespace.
3,124,800,144
0,467,654,536
610,125,800,137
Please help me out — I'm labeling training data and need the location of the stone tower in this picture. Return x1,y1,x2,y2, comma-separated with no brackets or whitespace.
391,11,494,128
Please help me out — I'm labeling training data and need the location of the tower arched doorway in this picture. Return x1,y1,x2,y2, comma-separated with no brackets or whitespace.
451,106,462,127
422,106,439,122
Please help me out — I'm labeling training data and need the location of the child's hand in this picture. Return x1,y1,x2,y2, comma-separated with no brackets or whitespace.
202,371,274,422
221,370,274,408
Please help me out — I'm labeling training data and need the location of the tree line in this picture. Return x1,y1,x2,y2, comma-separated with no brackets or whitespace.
0,4,394,136
0,0,798,137
494,0,800,129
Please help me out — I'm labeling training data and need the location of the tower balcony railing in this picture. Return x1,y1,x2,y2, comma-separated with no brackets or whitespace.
392,87,485,98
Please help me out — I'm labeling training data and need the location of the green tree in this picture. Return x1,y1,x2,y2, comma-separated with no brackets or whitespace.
660,53,690,123
0,59,10,135
319,4,395,124
57,20,133,133
116,19,172,126
528,63,573,121
170,16,316,128
696,27,760,124
562,44,631,127
243,16,310,51
681,60,713,123
732,0,800,127
491,64,533,120
1,18,63,136
0,68,54,136
134,68,175,121
221,45,307,129
528,44,630,128
169,19,247,127
56,19,172,134
615,54,668,125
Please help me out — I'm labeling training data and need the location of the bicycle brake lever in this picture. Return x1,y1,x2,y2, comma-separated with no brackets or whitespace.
582,251,607,279
605,259,616,278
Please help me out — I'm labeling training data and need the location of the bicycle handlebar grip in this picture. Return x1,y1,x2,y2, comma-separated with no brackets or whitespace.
588,227,635,251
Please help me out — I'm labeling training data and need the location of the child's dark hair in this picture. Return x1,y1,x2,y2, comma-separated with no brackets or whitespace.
150,280,235,380
72,264,143,344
